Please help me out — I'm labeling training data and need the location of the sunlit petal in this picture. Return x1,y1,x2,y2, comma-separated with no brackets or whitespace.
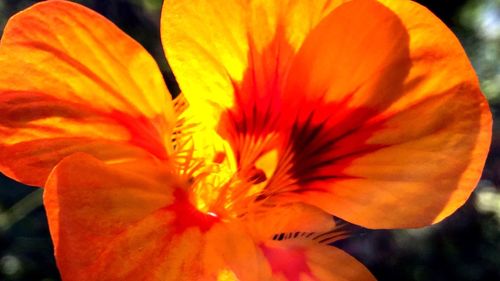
0,0,175,186
276,0,491,228
164,0,491,229
161,0,346,129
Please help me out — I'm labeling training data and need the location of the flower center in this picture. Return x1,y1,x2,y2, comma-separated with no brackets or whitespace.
188,162,264,220
171,95,284,221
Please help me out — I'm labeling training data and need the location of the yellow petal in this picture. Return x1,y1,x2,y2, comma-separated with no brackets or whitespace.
161,0,345,129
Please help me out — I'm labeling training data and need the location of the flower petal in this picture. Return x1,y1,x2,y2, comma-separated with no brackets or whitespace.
43,153,176,280
161,0,346,129
0,0,174,186
244,202,337,242
261,243,376,281
166,0,490,229
44,153,269,280
45,154,372,281
273,0,491,228
83,213,277,280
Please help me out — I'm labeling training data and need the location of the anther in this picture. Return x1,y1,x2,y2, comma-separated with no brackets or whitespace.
246,166,267,184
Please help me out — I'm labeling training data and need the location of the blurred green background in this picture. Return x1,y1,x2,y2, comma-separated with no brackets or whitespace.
0,0,499,280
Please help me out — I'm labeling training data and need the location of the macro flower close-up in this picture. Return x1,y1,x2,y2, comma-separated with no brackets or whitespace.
0,0,493,280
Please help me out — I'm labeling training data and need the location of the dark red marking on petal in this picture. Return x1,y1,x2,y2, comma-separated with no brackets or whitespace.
245,166,267,184
217,27,294,168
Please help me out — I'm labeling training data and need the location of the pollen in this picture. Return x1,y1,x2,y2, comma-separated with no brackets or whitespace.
207,211,218,217
217,269,239,281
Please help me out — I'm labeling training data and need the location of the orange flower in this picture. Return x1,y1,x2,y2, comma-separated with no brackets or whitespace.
0,0,491,280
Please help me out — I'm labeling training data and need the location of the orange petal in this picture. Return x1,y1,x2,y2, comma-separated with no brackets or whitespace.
45,154,372,281
164,0,491,229
62,194,271,281
44,153,268,280
43,153,175,280
0,1,174,186
261,243,376,281
206,229,376,281
372,0,491,227
78,206,371,281
85,214,275,280
161,0,345,129
284,0,410,121
271,0,491,228
243,202,337,242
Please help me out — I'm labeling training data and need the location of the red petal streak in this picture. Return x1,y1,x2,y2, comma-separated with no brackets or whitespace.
108,111,168,160
261,245,311,281
217,28,294,171
167,189,220,234
1,90,168,158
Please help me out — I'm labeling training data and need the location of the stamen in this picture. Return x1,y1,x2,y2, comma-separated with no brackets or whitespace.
171,94,296,221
